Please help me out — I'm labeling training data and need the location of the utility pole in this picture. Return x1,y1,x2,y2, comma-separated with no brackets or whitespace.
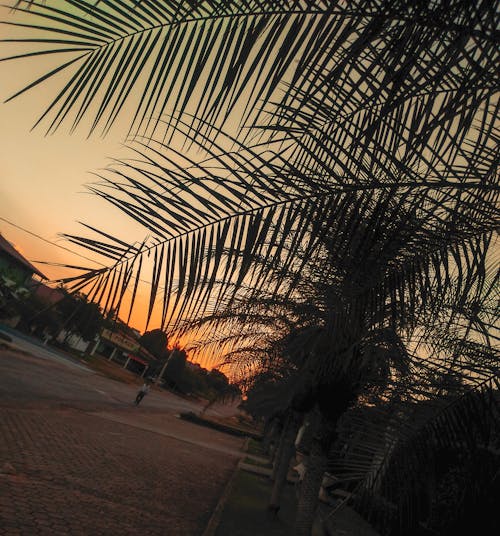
156,349,177,384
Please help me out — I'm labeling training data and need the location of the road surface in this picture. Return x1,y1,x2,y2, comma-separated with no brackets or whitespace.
0,329,247,535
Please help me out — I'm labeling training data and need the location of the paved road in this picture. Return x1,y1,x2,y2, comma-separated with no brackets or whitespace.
0,336,246,535
0,326,239,418
0,326,235,414
0,324,91,373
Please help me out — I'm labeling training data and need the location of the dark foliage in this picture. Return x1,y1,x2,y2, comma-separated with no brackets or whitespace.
138,328,169,359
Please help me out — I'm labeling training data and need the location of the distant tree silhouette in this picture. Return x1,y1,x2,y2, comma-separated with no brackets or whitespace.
163,347,187,387
139,329,169,360
58,293,104,341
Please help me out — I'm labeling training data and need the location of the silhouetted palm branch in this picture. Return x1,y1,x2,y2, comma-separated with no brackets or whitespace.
5,0,497,377
349,374,500,534
56,125,498,338
2,0,498,142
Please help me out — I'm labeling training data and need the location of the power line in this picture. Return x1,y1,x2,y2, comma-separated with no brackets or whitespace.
0,216,105,267
0,216,157,288
0,216,197,333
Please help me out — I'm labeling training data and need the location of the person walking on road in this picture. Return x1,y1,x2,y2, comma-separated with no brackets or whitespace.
134,381,151,406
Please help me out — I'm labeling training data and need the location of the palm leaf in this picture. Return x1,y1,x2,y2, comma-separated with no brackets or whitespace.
0,0,352,136
4,1,497,142
353,374,500,535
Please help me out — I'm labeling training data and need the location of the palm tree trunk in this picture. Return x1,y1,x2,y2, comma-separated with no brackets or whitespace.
271,417,288,480
294,435,328,536
269,411,301,513
263,418,278,455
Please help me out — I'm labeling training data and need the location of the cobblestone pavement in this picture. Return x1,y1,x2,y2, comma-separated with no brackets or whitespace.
0,407,244,535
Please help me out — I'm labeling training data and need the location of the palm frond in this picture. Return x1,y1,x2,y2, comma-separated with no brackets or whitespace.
353,374,500,535
51,99,498,331
3,1,498,142
0,0,342,136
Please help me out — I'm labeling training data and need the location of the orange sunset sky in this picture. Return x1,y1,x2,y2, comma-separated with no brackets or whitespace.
0,5,195,351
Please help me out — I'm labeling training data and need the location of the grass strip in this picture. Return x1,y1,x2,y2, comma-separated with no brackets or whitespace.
180,411,262,439
215,470,297,536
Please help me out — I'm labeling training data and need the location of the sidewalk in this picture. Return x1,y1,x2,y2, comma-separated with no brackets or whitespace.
206,445,380,536
0,406,246,535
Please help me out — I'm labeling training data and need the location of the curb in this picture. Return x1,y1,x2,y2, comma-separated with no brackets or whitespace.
201,437,250,536
201,461,241,536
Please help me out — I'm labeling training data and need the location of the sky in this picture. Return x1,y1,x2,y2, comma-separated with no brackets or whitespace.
0,4,161,334
0,3,259,373
0,2,291,357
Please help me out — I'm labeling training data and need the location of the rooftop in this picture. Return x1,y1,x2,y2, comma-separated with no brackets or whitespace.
0,233,46,279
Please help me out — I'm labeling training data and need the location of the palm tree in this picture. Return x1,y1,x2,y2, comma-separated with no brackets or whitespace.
3,2,497,321
349,374,500,535
187,228,498,533
175,198,497,532
2,1,499,534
